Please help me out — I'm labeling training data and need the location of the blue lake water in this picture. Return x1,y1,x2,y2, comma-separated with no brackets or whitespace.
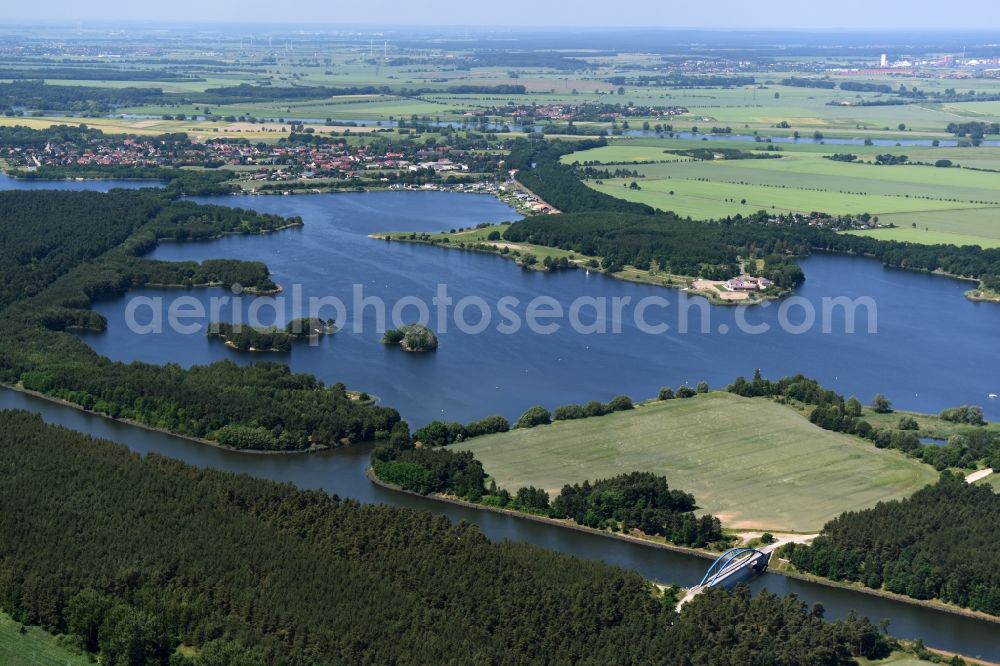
71,190,1000,426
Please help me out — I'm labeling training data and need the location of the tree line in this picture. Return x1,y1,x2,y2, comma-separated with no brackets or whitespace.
606,75,756,87
0,66,199,81
0,80,165,114
550,472,724,547
946,121,1000,138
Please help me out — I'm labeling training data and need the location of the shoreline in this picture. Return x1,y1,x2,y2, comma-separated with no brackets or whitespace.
371,233,786,305
0,382,329,456
367,467,1000,627
811,246,995,303
141,281,283,295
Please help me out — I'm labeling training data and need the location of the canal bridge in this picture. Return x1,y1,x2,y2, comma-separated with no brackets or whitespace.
676,547,771,609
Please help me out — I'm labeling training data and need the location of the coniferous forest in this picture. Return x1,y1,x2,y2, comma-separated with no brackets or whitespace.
785,474,1000,615
0,411,894,665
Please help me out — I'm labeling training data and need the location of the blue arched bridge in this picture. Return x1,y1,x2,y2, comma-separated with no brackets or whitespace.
698,547,770,587
677,547,771,609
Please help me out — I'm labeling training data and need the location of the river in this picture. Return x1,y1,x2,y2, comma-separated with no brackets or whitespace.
2,177,999,658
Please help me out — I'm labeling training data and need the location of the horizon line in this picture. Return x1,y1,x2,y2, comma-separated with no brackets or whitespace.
3,21,1000,32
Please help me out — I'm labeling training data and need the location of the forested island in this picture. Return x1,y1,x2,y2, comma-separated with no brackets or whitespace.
0,411,898,665
381,323,439,352
207,318,336,353
0,189,395,451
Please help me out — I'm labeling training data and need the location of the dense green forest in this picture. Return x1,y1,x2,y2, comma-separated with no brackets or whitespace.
506,205,1000,289
0,80,166,113
0,189,160,309
0,411,894,665
0,190,286,308
504,211,737,277
508,137,656,214
0,122,107,147
504,211,805,284
0,189,396,450
515,163,657,214
785,474,1000,616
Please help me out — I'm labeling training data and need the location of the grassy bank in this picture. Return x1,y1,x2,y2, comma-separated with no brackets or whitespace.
0,611,89,666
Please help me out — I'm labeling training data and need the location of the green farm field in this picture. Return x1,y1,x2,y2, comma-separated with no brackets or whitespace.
117,94,456,122
568,141,1000,245
0,611,89,666
460,392,938,532
847,223,1000,249
588,176,989,219
559,145,691,164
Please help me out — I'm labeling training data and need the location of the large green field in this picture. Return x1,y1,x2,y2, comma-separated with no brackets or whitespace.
589,176,987,219
559,145,691,164
566,140,1000,246
460,392,938,533
0,611,89,666
847,224,1000,249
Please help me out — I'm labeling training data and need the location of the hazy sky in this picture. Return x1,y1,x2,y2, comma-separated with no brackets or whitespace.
4,0,998,29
